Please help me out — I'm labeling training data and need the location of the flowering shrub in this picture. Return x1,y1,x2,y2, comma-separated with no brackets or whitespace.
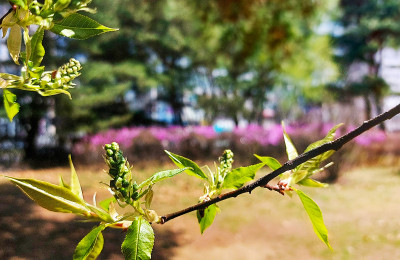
72,123,387,165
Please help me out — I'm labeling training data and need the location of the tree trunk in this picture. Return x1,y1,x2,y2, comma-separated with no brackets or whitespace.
363,94,372,121
373,94,386,131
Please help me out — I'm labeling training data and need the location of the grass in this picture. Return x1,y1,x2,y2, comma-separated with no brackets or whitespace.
1,163,400,259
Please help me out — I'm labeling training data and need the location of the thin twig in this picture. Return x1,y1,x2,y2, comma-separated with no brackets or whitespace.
159,103,400,224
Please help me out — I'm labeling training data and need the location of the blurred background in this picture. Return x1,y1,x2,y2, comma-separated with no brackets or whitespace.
1,0,400,259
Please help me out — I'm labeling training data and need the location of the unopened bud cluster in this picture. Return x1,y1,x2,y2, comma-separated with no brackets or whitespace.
56,58,82,87
104,142,139,204
31,58,82,96
219,149,234,177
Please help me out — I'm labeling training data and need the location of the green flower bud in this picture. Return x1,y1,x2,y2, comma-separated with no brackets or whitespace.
122,180,129,188
111,142,119,151
120,188,127,198
115,177,123,189
108,158,116,167
218,149,234,178
106,149,114,157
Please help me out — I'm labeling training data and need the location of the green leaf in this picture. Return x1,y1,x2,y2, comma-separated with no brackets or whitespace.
138,168,188,189
282,123,298,160
144,189,153,209
222,163,265,190
69,155,83,200
122,217,155,260
99,197,116,212
296,124,342,176
85,204,114,223
7,24,21,65
291,170,309,184
38,88,72,98
254,155,281,170
50,13,118,40
296,189,332,249
0,73,21,81
165,151,208,180
197,204,220,234
297,178,328,188
4,176,90,215
30,28,45,66
59,176,71,189
3,89,20,122
73,225,105,260
304,124,343,153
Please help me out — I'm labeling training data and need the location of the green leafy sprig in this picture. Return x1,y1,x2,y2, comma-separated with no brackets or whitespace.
0,0,117,121
2,144,188,260
166,149,265,233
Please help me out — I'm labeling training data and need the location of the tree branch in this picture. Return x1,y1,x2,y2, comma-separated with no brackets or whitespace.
159,103,400,224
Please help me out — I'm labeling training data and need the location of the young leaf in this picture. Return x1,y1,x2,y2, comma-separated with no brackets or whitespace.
30,28,45,66
4,176,90,215
99,197,116,212
85,204,115,223
282,124,298,160
122,217,155,260
7,24,21,65
222,163,265,190
0,73,21,81
138,168,188,189
3,89,20,122
291,170,308,185
165,151,208,180
304,124,343,153
59,175,71,189
254,155,281,170
144,189,153,209
197,204,220,234
73,225,105,260
69,155,83,200
50,13,118,40
295,189,332,249
297,178,328,188
296,124,342,176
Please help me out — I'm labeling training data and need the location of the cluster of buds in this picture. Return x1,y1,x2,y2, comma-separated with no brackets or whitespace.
32,58,82,96
53,58,82,87
104,142,139,204
218,149,234,177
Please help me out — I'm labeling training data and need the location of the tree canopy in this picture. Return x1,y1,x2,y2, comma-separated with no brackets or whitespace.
58,0,338,131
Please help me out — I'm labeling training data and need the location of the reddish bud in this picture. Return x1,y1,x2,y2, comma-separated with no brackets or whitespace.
51,70,58,79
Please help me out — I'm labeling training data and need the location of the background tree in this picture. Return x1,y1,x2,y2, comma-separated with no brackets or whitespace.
334,0,400,128
190,0,338,125
59,0,196,133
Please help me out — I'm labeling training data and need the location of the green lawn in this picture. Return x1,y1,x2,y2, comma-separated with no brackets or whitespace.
1,164,399,259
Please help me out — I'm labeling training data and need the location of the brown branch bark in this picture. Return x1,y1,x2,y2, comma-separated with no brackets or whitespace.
159,103,400,224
